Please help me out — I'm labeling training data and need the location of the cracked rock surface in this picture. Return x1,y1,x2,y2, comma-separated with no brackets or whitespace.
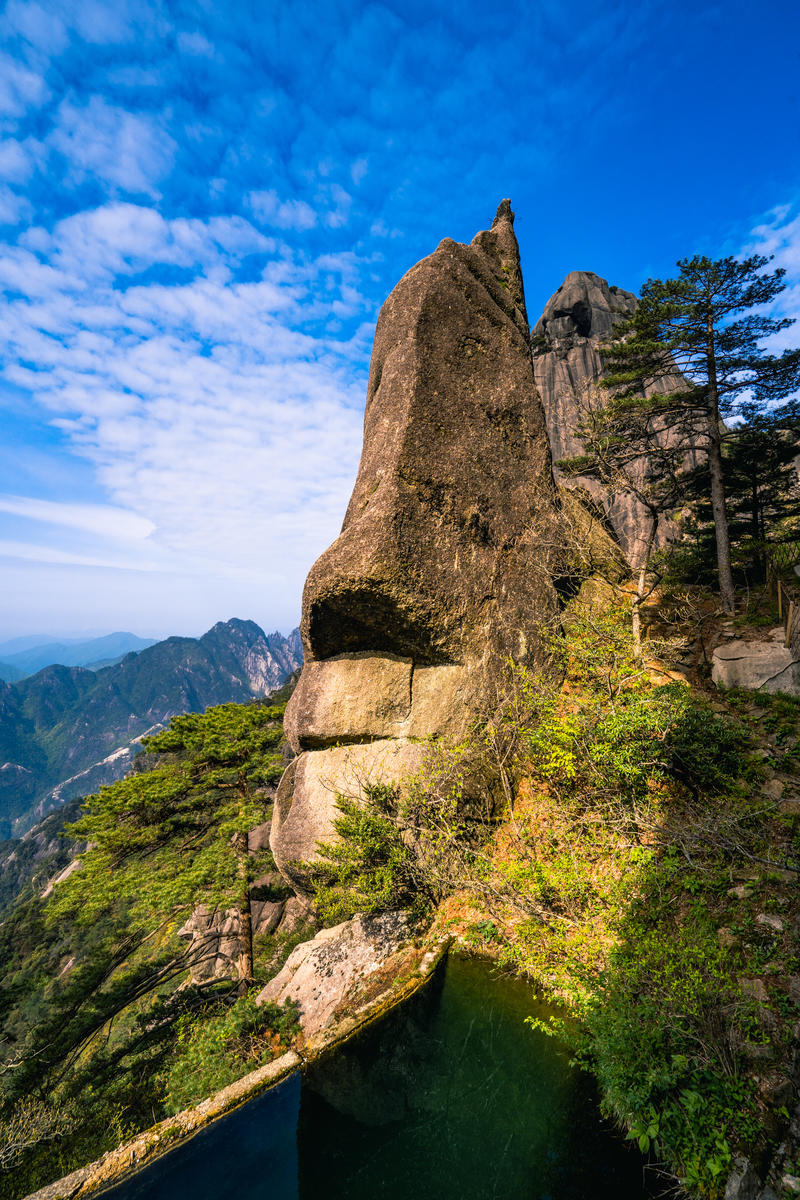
255,911,413,1040
712,628,800,694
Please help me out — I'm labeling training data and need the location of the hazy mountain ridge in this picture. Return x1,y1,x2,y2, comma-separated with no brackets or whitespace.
0,632,159,681
0,619,301,837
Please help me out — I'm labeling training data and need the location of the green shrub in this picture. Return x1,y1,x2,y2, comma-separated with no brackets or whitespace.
577,884,760,1199
163,993,299,1113
306,784,431,925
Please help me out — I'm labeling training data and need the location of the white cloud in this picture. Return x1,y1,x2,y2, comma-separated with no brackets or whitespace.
0,137,40,183
350,158,368,186
0,495,155,540
749,204,800,275
49,96,176,197
746,202,800,354
0,201,372,634
61,0,169,46
0,51,49,121
1,0,70,55
0,186,32,226
0,540,157,570
246,189,318,231
323,183,352,229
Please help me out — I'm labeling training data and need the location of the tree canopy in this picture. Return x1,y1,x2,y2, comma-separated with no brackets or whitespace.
0,700,295,1200
602,254,800,612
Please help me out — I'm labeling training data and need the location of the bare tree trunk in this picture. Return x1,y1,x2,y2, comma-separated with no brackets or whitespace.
707,321,736,614
234,829,253,996
632,515,657,659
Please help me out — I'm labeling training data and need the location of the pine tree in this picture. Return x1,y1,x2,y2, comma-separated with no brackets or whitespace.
559,381,687,654
603,255,800,613
680,401,800,581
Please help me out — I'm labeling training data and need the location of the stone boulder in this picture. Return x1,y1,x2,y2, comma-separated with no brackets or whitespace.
271,200,560,885
272,739,428,885
532,269,695,567
712,629,800,694
255,910,413,1041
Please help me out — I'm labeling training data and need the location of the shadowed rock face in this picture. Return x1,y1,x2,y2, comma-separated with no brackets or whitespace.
271,201,560,887
532,270,688,567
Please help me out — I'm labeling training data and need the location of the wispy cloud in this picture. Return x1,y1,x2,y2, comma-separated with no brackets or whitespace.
246,189,318,232
0,540,158,570
0,494,155,539
0,199,371,633
745,202,800,353
0,50,48,122
49,96,176,197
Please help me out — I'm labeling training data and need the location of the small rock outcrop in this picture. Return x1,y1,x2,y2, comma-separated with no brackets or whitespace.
532,270,691,567
177,905,245,984
712,628,800,694
270,201,561,885
256,911,413,1040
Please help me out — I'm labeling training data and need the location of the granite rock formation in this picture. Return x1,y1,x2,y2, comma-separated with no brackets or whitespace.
532,270,689,567
256,910,413,1041
271,201,560,886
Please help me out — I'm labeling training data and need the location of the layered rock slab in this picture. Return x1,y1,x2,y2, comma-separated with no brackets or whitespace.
271,201,560,885
272,739,428,885
712,629,800,694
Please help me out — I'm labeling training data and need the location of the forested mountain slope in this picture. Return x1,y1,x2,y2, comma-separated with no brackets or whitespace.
0,620,301,836
0,699,305,1200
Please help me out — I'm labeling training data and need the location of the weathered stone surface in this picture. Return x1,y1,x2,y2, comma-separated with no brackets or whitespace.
177,905,242,983
272,201,560,884
250,899,284,936
284,652,412,751
712,629,800,694
404,663,472,739
725,1157,761,1200
272,739,427,889
276,894,314,937
247,820,271,853
256,911,412,1041
532,270,691,567
299,199,557,674
284,655,474,753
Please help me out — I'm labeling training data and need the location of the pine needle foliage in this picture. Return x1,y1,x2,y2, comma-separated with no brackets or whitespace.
601,254,800,612
0,700,290,1200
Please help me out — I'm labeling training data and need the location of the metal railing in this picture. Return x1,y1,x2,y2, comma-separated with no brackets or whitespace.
765,541,800,657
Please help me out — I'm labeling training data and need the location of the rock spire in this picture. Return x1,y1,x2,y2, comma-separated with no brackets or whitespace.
532,270,691,565
270,202,561,887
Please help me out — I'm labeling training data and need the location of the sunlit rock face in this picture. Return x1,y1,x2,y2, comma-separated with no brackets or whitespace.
270,201,560,889
532,270,690,568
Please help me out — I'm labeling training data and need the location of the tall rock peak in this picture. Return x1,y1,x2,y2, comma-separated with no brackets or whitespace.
271,206,560,888
492,197,514,226
533,270,636,350
532,270,688,565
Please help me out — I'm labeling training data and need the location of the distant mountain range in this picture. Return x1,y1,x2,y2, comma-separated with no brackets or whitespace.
0,632,158,681
0,619,301,837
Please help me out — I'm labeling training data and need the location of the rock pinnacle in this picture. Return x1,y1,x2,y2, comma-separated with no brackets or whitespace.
493,198,514,226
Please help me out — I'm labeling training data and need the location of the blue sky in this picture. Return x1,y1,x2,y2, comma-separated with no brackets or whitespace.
1,0,799,639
